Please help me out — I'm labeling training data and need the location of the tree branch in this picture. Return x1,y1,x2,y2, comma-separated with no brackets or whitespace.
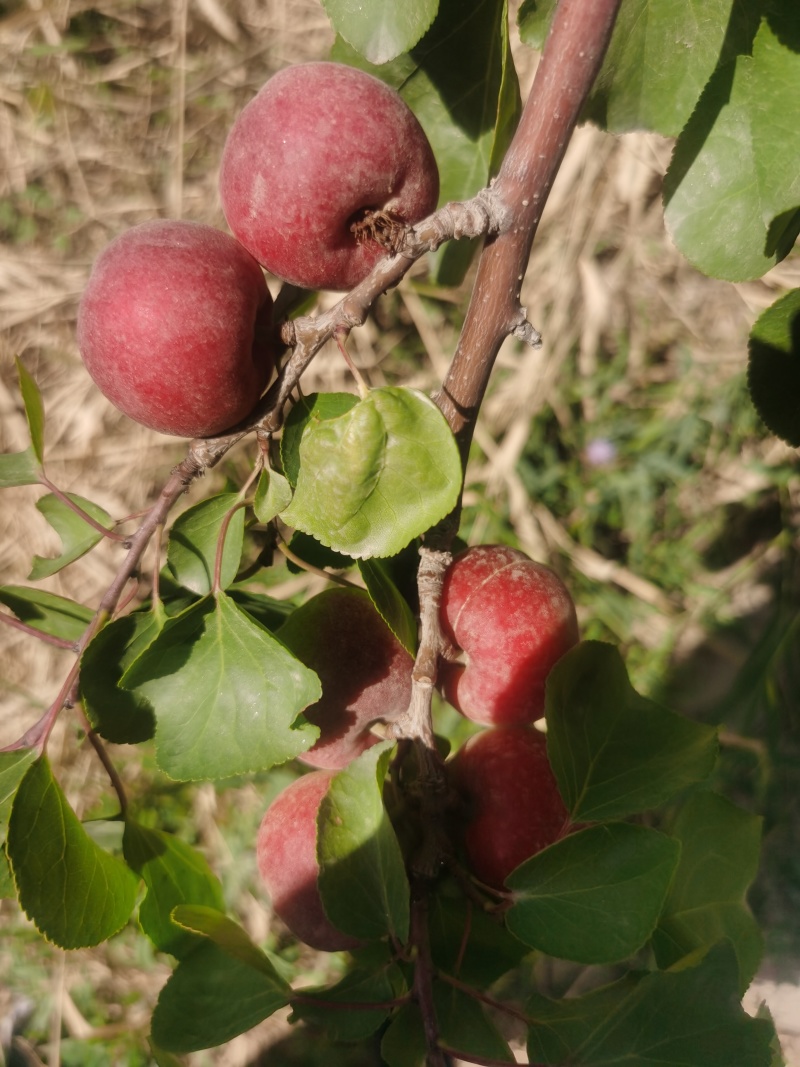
433,0,623,464
0,611,75,650
1,445,220,753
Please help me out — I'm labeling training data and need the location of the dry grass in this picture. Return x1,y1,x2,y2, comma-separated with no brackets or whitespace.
1,0,798,1063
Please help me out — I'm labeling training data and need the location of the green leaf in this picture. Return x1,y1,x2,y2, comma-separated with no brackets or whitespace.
0,749,37,836
281,387,461,559
519,1,762,134
171,904,281,975
16,358,46,464
546,642,718,822
587,0,759,137
381,1002,427,1067
284,531,354,575
358,558,417,655
253,468,292,524
151,939,290,1054
664,15,800,282
291,965,405,1041
157,574,199,617
6,757,138,948
322,0,438,64
29,493,114,580
517,0,557,48
122,823,225,958
490,0,521,178
333,0,521,285
747,288,800,447
167,494,245,596
121,594,320,781
0,446,40,488
0,359,46,487
318,742,410,943
433,981,515,1063
0,847,13,898
506,823,680,964
148,1041,184,1067
0,585,92,643
527,942,774,1067
653,792,763,990
281,392,359,488
428,878,529,988
227,588,294,630
381,981,514,1067
757,1004,788,1067
81,611,163,744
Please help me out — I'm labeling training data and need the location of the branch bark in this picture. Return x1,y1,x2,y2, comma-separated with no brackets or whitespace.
398,0,623,839
433,0,623,464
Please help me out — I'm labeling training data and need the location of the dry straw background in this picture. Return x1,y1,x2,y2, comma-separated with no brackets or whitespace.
1,0,799,1063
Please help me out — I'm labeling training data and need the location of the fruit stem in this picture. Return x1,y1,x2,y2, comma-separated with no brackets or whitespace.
333,326,370,397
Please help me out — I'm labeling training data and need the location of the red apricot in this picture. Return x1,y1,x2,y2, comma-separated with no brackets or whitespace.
256,771,361,952
77,220,274,437
219,61,439,291
449,725,569,890
439,545,579,726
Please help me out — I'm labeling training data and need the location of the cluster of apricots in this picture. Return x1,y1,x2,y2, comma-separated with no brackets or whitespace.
258,544,578,950
75,62,577,952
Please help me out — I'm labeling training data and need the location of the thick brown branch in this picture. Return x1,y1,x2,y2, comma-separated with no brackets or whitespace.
433,0,623,463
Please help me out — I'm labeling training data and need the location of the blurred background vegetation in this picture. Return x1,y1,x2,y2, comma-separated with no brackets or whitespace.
0,0,797,1063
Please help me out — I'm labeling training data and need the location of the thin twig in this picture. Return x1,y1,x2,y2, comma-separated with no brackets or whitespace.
0,611,75,650
273,532,360,590
39,474,128,543
289,992,412,1012
82,719,128,817
212,501,248,595
437,973,533,1027
410,888,449,1067
183,189,511,445
1,446,217,754
391,547,455,880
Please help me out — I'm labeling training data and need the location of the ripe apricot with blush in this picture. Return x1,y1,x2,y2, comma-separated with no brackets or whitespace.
77,220,274,438
439,544,579,726
219,62,439,291
449,725,569,889
256,771,362,952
